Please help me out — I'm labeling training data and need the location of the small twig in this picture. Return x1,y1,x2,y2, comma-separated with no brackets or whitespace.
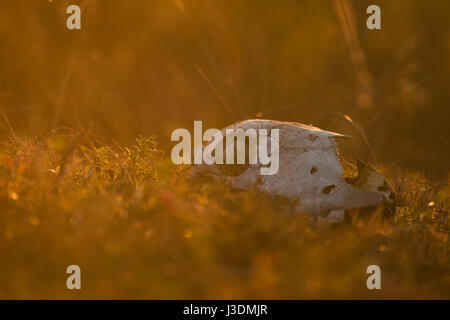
0,110,17,140
340,112,377,164
195,65,237,121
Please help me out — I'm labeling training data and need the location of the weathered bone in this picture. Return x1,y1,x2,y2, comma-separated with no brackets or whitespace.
192,119,389,220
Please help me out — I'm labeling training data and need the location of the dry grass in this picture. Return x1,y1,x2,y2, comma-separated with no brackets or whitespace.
0,0,449,300
0,132,448,299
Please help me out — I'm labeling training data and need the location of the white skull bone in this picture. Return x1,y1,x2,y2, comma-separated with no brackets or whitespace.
192,119,388,221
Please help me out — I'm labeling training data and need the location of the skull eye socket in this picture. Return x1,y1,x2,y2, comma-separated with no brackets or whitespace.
216,163,250,177
215,134,253,177
322,185,336,194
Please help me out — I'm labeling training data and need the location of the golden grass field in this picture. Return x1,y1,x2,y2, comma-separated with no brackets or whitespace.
0,133,448,299
0,0,449,299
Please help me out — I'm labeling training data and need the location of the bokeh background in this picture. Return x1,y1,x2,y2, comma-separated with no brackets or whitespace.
0,0,449,173
0,0,449,300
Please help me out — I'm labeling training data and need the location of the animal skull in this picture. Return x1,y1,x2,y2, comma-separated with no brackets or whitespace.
192,119,394,223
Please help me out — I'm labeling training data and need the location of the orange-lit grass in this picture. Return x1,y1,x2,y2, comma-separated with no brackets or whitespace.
0,133,448,299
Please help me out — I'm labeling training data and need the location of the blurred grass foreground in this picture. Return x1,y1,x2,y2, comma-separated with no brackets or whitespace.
0,0,449,298
0,133,448,298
